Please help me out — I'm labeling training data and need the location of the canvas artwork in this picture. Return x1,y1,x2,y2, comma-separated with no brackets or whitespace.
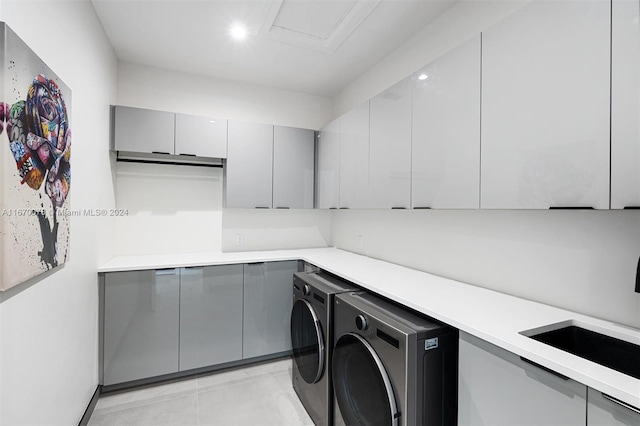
0,23,72,291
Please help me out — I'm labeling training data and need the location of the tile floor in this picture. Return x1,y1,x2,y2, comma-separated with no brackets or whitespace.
88,358,314,426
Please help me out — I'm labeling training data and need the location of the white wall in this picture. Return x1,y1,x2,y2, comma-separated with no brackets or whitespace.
115,63,332,255
330,0,640,329
118,61,333,130
0,1,118,425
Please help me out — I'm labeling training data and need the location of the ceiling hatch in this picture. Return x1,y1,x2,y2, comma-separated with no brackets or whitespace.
257,0,381,53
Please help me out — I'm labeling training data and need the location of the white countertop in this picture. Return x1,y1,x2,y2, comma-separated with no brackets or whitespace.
99,247,640,409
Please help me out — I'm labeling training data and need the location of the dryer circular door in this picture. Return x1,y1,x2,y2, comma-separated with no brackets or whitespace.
332,333,399,426
291,299,325,384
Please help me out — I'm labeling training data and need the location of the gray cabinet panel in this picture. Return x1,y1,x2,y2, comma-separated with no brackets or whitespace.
226,121,274,208
242,261,297,359
588,388,640,426
175,113,227,158
114,106,175,155
458,332,587,425
103,269,179,385
317,118,341,209
179,265,243,371
273,126,315,209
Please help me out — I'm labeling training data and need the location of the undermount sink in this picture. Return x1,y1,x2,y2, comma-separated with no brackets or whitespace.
520,321,640,380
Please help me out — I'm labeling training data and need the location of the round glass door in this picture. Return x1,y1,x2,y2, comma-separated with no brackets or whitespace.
290,299,324,384
332,333,399,426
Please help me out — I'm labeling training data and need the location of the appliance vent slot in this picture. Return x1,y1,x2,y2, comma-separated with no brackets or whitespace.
314,293,325,305
377,329,399,349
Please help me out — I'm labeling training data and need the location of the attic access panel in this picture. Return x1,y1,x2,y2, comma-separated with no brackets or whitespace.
258,0,381,53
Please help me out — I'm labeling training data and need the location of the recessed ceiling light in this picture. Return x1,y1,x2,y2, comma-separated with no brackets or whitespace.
209,120,216,124
418,74,429,81
230,23,248,40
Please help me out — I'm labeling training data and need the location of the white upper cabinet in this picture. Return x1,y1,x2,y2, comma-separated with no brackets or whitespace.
481,0,610,209
113,106,175,155
339,101,370,209
411,35,481,209
317,118,341,209
369,77,412,209
611,0,640,209
174,114,227,158
272,126,315,209
226,121,274,208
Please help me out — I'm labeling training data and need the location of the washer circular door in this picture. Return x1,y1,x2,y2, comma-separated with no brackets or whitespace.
290,299,325,383
332,333,399,426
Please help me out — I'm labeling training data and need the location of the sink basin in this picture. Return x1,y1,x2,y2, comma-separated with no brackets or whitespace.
520,321,640,380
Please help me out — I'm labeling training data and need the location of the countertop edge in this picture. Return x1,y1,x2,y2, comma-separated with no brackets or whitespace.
98,248,640,410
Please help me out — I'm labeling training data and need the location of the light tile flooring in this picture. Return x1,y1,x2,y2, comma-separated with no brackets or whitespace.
88,358,314,426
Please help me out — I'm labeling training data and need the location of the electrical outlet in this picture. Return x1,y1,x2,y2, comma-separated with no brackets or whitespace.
235,234,244,246
357,235,364,250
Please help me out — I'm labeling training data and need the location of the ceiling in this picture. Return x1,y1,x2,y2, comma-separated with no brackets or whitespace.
91,0,457,98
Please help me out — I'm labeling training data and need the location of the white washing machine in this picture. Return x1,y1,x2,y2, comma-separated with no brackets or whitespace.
290,271,357,425
332,291,459,426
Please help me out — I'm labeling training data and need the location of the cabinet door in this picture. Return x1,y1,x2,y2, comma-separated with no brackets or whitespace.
611,0,640,209
481,0,610,209
339,101,370,209
179,265,243,371
588,388,640,426
411,36,481,209
317,118,341,209
458,332,587,425
369,77,412,209
273,126,315,209
175,113,228,158
113,106,175,155
226,121,274,208
242,261,297,359
103,269,179,386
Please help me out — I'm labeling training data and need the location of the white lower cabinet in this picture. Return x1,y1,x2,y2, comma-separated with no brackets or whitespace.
242,261,297,359
588,388,640,426
458,332,587,425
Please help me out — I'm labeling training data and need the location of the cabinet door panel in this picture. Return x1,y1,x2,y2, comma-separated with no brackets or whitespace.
103,269,179,385
179,265,243,371
340,102,370,209
611,0,640,209
588,388,640,426
273,126,315,209
226,121,274,208
243,261,297,359
175,114,227,158
317,118,341,209
481,1,610,209
459,332,586,425
114,106,175,155
370,78,412,209
411,36,480,209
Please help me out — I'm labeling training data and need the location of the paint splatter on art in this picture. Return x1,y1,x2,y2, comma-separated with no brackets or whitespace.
1,75,71,269
0,23,72,291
